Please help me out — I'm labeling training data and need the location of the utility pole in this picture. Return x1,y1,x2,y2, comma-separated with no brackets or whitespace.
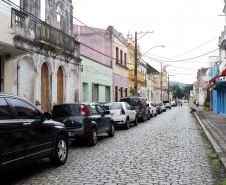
161,62,162,101
134,32,138,96
134,31,153,96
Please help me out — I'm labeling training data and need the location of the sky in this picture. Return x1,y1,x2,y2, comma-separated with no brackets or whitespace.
73,0,225,85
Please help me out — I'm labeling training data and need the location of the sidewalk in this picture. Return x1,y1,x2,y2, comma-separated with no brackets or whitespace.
192,103,226,170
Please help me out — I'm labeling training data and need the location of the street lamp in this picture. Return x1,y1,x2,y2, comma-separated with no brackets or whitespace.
134,43,165,97
140,45,165,59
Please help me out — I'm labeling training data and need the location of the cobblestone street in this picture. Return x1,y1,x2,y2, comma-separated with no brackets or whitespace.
3,104,218,185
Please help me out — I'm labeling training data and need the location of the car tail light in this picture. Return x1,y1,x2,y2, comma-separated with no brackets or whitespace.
81,104,88,116
121,109,125,115
51,107,54,115
138,101,141,110
148,107,150,109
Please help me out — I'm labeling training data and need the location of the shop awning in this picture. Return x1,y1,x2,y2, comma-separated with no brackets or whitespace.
209,82,226,92
209,74,219,84
219,68,226,76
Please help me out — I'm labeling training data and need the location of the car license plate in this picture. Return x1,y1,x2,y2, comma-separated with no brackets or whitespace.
110,113,114,116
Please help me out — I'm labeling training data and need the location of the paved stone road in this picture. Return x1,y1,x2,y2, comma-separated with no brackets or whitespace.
3,104,218,185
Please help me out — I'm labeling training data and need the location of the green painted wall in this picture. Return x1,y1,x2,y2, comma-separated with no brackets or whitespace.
81,56,112,104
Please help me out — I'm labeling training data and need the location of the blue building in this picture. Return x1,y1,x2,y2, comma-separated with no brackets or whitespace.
209,62,226,115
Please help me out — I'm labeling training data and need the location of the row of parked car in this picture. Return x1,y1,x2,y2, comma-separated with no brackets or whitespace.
0,93,172,175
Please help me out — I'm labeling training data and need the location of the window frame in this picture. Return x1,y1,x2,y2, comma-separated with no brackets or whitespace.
6,97,43,120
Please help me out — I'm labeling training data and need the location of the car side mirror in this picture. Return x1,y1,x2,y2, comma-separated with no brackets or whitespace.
105,110,110,114
43,112,52,120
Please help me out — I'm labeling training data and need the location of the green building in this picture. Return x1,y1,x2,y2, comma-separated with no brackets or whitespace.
81,55,113,104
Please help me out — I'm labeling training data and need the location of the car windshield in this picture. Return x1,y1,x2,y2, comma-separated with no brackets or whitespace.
163,101,169,103
103,103,123,110
152,103,158,106
52,104,81,117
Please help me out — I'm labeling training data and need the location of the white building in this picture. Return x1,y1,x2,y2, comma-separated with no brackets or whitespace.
0,0,81,112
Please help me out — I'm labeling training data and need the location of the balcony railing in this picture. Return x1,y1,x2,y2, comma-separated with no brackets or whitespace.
128,69,145,84
36,21,77,53
11,8,78,54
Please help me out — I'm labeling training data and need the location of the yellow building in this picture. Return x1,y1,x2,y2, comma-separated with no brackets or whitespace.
153,66,168,101
127,33,144,96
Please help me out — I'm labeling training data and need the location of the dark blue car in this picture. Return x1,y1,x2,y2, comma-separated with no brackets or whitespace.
51,103,115,146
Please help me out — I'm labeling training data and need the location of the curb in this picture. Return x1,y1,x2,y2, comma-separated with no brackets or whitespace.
194,112,226,170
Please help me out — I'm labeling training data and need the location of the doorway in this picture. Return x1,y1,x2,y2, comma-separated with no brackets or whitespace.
41,63,49,112
57,67,63,104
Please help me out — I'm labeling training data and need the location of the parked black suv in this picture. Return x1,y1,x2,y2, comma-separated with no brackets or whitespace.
51,103,115,146
0,93,70,174
120,97,150,122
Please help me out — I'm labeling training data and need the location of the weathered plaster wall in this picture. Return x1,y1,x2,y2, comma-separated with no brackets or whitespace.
73,25,112,68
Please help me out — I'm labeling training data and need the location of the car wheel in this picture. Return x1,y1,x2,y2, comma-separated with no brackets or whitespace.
155,112,157,116
108,124,115,137
147,112,151,120
124,118,130,129
142,114,146,122
133,116,138,126
88,128,97,146
50,135,68,166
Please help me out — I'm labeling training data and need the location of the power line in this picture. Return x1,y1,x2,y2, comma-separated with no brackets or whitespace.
172,36,218,58
142,48,218,63
47,0,130,49
3,0,219,75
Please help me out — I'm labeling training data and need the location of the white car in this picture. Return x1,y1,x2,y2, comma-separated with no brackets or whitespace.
157,101,166,112
147,102,157,117
103,102,137,129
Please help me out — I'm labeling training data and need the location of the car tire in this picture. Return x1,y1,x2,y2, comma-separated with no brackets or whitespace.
50,135,68,166
133,116,138,126
147,112,151,120
124,118,130,129
155,112,157,116
88,128,97,146
108,124,115,137
142,114,146,122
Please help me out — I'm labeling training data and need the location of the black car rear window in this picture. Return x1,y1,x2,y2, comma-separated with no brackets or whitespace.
163,101,169,103
103,103,123,110
52,104,81,117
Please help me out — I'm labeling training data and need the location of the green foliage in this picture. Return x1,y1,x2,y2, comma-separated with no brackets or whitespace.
218,179,226,185
206,104,209,107
209,151,218,159
212,159,220,166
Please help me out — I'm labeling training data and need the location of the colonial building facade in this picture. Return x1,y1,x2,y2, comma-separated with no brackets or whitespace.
2,0,81,112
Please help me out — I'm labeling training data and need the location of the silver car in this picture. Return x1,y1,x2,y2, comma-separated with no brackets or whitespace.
147,102,157,117
163,101,171,109
157,101,166,112
103,102,137,129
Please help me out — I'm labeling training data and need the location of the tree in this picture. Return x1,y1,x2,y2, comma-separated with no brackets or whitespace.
182,84,193,100
170,85,183,99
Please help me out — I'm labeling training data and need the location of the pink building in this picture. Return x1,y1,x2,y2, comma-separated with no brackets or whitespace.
73,25,129,102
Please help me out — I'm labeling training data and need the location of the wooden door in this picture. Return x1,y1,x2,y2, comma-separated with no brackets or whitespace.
41,63,49,112
57,67,63,104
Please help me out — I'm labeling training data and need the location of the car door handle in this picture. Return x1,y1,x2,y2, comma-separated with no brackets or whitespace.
23,122,31,126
